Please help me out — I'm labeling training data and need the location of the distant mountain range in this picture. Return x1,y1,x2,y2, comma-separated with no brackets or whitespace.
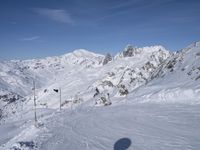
0,41,200,119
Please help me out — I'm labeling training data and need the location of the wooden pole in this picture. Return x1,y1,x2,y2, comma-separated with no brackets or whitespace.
59,87,61,111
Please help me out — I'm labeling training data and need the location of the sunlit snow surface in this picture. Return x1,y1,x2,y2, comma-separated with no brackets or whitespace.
0,103,200,150
0,42,200,149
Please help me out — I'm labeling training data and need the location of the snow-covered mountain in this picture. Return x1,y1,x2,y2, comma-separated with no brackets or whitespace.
93,45,171,99
1,41,200,112
130,41,200,104
0,49,105,117
1,41,200,150
2,41,200,109
1,41,200,116
0,49,104,95
0,45,171,110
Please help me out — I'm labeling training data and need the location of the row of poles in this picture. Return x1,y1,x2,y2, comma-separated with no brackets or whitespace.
33,80,62,127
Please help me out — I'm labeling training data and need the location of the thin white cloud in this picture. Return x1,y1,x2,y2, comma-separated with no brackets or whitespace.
33,8,73,24
21,36,40,41
99,0,175,21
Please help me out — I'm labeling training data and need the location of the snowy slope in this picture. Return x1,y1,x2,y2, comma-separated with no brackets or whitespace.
0,49,106,119
130,41,200,104
1,41,200,115
1,42,200,150
25,45,170,109
1,103,200,150
0,49,104,96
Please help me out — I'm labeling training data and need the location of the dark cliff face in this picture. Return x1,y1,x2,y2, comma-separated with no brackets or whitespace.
122,45,140,57
103,53,112,65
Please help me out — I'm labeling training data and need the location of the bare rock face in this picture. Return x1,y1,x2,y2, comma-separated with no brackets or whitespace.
118,84,129,96
103,53,112,65
150,41,200,82
122,45,140,57
0,93,22,104
93,45,171,97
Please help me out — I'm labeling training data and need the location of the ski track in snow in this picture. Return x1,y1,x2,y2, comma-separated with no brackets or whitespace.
31,103,200,150
0,101,200,150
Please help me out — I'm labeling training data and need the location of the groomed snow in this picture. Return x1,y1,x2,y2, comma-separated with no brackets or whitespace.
1,103,200,150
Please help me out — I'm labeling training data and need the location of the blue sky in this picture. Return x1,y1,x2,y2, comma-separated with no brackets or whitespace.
0,0,200,60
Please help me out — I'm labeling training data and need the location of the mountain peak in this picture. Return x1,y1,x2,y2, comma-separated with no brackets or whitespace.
185,40,200,49
63,49,104,59
73,49,95,55
122,45,138,57
115,45,169,59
